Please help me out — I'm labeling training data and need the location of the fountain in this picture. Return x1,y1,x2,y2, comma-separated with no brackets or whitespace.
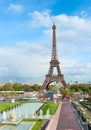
40,109,43,118
2,111,6,121
45,109,51,119
0,103,44,129
32,112,37,118
11,99,15,103
25,109,28,118
47,109,50,115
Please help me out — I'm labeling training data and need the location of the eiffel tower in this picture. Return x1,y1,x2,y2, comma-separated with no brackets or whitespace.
42,24,67,89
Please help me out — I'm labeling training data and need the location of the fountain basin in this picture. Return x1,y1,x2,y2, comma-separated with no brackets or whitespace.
0,121,35,130
2,118,23,125
0,103,44,124
0,102,52,130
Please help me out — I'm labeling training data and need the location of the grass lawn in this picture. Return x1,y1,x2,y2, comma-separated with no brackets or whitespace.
0,102,22,113
42,101,59,115
23,119,43,130
31,120,43,130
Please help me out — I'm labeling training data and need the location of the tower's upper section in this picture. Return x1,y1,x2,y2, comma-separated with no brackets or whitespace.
52,24,56,29
51,24,58,60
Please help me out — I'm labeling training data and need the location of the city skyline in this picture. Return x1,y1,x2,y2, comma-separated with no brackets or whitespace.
0,0,91,83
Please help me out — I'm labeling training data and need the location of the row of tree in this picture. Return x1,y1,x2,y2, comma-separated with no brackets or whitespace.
0,82,91,98
61,83,91,98
0,82,42,91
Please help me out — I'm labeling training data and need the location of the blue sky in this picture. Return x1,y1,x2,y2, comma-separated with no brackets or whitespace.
0,0,91,83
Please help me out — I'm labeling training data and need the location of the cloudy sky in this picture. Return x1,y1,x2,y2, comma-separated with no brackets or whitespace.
0,0,91,83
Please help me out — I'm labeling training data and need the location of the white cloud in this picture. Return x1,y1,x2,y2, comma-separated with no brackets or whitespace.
29,11,91,49
17,41,46,51
0,47,49,81
1,10,91,83
28,10,52,27
6,4,23,13
28,10,91,82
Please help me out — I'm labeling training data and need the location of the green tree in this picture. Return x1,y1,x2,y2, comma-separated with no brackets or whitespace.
88,88,91,97
47,85,59,90
68,83,89,92
2,82,13,91
61,88,70,97
23,84,31,91
31,84,42,91
12,83,23,91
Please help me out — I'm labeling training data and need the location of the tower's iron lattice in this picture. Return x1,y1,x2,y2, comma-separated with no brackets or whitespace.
42,24,67,89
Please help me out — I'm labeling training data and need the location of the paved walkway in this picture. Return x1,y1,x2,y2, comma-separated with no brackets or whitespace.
46,103,62,130
46,102,83,130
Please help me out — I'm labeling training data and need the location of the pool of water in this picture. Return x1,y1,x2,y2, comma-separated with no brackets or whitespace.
0,103,43,123
0,122,34,130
